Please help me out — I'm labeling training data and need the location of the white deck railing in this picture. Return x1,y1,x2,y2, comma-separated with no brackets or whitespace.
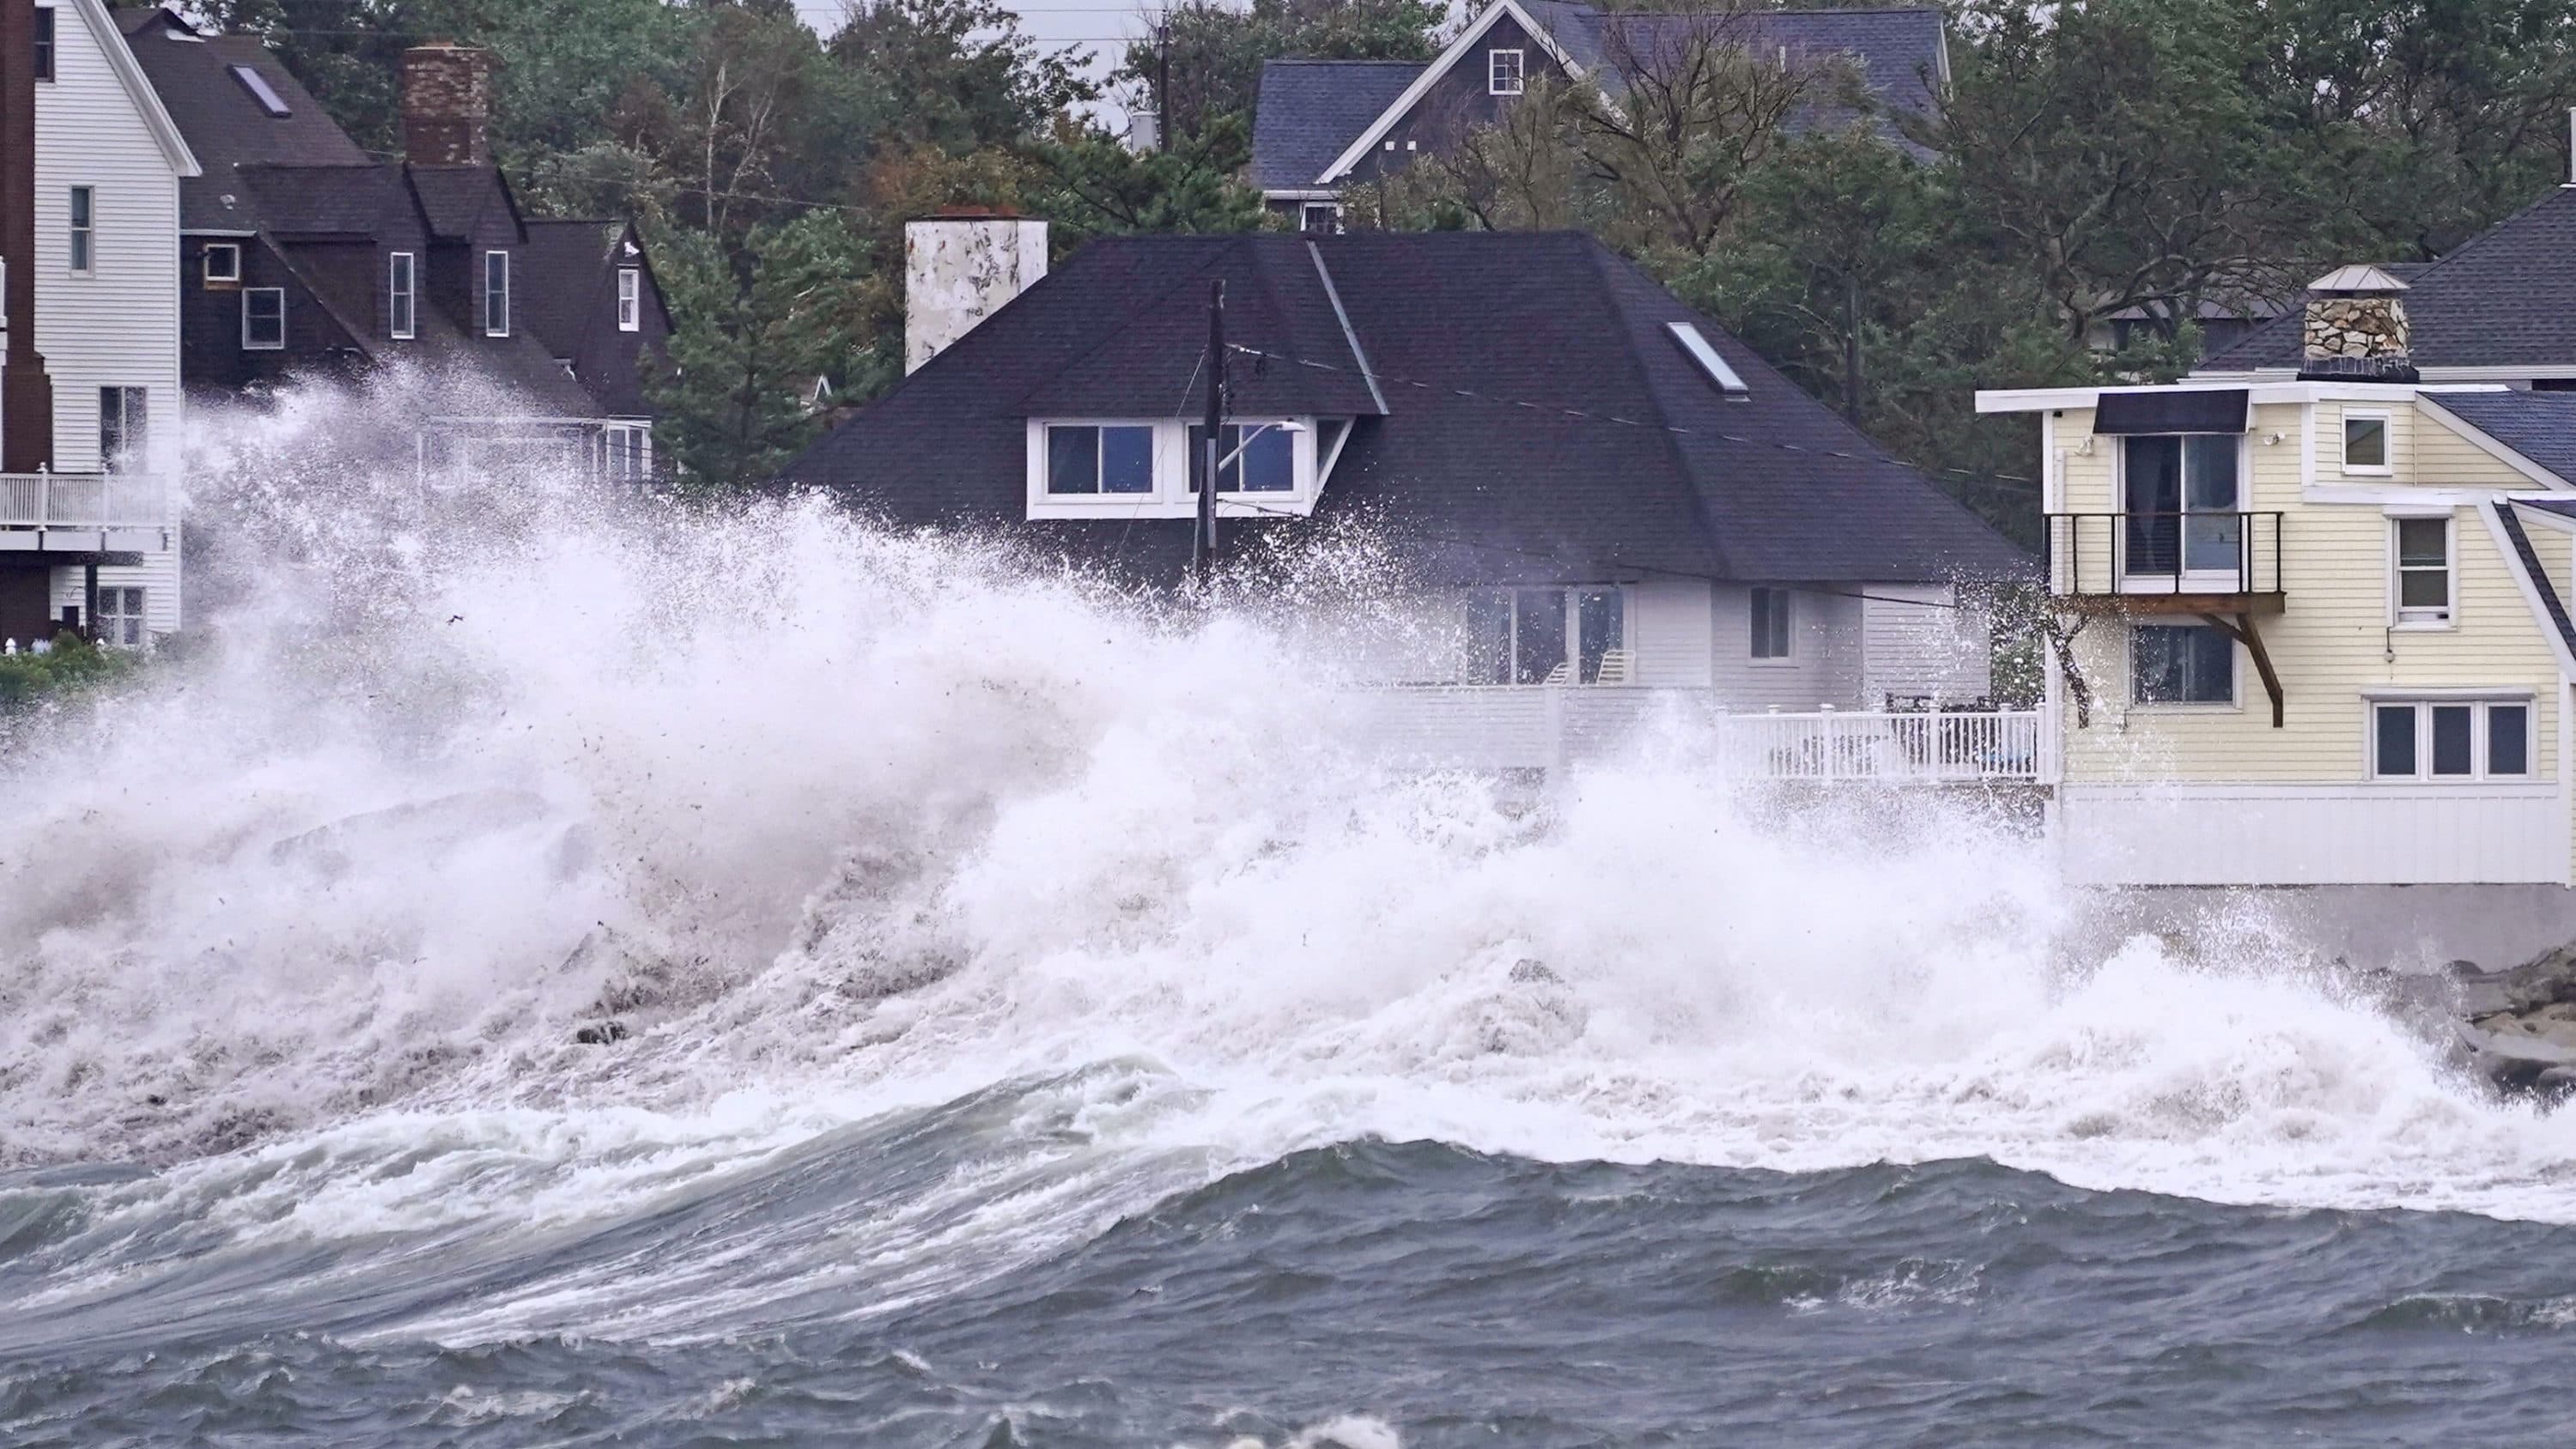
0,472,167,529
1357,686,2046,781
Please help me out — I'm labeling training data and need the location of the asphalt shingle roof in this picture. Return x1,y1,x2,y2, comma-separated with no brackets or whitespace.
120,6,368,232
1249,60,1425,191
2429,391,2576,485
2203,191,2576,373
407,164,513,240
1249,2,1947,190
233,162,404,236
783,231,2026,586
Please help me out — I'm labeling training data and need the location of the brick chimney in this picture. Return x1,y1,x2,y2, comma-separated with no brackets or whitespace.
401,43,496,166
903,209,1048,373
2298,264,2416,384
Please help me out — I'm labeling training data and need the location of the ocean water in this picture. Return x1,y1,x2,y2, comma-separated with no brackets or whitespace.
7,380,2576,1446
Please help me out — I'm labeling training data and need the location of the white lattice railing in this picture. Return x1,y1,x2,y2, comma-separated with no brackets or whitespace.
0,472,167,529
1357,687,2046,781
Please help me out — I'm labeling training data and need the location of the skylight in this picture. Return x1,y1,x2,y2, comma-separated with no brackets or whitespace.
230,65,292,117
1668,322,1748,397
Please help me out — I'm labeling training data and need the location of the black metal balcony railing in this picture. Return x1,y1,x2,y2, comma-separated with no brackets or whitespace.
2044,511,2284,598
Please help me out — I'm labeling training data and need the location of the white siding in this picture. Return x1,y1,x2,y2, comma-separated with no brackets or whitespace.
32,0,189,636
2061,782,2569,886
1861,583,1993,703
1626,577,1711,686
1712,585,1865,710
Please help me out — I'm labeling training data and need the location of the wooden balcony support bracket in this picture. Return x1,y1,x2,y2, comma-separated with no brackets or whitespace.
2198,610,2283,727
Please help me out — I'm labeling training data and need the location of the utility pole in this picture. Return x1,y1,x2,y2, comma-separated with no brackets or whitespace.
1156,21,1172,153
1194,277,1224,587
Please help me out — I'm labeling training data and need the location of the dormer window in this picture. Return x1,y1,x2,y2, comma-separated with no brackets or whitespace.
617,266,641,331
1045,423,1154,494
388,251,415,339
483,250,509,336
1189,422,1294,492
1026,417,1328,518
203,243,240,284
1489,48,1524,94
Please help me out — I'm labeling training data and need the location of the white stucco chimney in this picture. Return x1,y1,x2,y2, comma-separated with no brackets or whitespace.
904,209,1048,373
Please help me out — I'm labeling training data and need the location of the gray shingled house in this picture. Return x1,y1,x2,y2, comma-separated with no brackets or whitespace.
784,216,2027,728
1248,0,1949,230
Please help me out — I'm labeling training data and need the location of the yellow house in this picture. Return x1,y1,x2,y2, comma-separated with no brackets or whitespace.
1981,269,2576,885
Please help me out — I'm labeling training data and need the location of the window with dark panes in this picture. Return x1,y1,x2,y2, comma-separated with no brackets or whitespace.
1044,424,1152,494
2131,624,2233,704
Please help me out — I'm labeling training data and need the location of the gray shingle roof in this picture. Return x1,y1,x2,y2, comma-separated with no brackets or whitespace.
2203,190,2576,373
783,231,2026,585
119,6,368,232
1249,60,1425,191
2428,391,2576,485
1249,2,1947,191
233,162,404,236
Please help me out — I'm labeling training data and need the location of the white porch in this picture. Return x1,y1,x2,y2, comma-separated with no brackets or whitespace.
1356,686,2046,781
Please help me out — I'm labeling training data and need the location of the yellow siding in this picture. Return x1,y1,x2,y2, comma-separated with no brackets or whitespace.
2050,398,2567,786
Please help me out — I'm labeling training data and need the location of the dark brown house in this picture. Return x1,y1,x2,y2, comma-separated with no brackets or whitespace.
117,7,669,479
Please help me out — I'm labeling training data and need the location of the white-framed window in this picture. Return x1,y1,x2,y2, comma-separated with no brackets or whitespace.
483,249,509,336
67,185,93,274
2120,433,2243,579
388,251,416,339
2343,409,2391,474
2390,513,2452,626
1024,417,1321,518
617,266,641,331
241,288,285,349
1750,586,1792,660
1044,422,1155,495
600,424,651,482
2371,697,2531,779
1464,586,1625,684
2130,622,2235,706
1489,47,1525,94
96,587,146,649
1300,202,1341,234
1188,421,1295,494
98,386,147,473
203,242,240,284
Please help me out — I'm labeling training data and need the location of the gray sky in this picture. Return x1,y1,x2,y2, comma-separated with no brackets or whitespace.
793,0,1153,118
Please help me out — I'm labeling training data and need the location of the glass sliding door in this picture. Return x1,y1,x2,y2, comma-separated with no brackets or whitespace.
2122,433,2242,585
2182,434,2243,573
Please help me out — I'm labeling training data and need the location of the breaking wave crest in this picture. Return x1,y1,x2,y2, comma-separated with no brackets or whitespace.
7,374,2576,1360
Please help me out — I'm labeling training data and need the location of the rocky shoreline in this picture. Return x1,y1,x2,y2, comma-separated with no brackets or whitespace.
2380,943,2576,1097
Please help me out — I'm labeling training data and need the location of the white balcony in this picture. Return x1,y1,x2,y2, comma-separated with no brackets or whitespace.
1356,686,2047,782
0,473,171,553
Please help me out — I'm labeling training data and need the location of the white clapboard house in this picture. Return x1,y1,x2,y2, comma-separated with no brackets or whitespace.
0,0,195,649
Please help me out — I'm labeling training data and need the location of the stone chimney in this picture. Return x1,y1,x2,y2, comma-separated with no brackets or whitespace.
401,43,497,166
904,209,1048,373
2298,264,2416,383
